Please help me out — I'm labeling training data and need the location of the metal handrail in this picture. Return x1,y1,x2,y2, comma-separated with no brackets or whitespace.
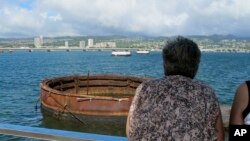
0,123,127,141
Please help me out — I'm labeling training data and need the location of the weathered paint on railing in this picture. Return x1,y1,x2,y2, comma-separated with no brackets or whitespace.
0,123,127,141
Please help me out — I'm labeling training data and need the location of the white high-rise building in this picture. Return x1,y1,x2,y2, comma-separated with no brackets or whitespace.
34,36,43,48
88,39,94,48
65,41,68,47
39,35,43,44
80,41,85,48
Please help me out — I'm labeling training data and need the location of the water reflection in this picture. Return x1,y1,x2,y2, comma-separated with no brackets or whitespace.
40,108,127,137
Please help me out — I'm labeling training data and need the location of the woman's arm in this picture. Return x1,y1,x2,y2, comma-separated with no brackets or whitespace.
126,83,144,139
216,112,224,141
230,83,248,125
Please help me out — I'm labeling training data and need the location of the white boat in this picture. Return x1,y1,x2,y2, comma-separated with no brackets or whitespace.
136,50,150,54
47,49,54,52
111,50,131,56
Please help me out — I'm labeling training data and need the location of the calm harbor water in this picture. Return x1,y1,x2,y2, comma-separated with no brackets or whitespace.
0,51,249,140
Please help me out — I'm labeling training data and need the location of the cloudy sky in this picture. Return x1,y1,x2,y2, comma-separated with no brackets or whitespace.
1,0,250,37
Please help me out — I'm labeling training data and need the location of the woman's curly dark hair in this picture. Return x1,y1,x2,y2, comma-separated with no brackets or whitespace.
162,36,201,79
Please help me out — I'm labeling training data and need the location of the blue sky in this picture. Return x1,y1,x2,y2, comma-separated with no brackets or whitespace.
1,0,250,37
17,3,32,10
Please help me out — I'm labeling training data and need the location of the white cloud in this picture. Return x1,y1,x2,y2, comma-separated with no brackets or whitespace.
0,6,42,37
40,12,62,22
1,0,250,37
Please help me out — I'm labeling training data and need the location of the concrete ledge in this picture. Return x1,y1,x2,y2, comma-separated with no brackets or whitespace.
221,105,231,130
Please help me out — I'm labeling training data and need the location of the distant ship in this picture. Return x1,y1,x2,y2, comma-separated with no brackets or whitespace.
136,50,150,54
111,50,131,56
8,49,13,53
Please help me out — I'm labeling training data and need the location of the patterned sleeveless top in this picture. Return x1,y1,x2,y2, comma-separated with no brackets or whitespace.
128,75,221,141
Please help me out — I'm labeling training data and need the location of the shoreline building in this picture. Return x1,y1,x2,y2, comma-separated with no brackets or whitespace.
87,39,94,48
94,42,116,48
65,41,68,48
80,41,85,48
34,36,43,48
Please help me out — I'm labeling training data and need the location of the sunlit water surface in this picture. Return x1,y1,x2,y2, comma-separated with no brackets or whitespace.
0,51,249,140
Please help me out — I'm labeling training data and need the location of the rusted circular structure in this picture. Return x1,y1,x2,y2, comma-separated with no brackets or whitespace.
40,74,148,120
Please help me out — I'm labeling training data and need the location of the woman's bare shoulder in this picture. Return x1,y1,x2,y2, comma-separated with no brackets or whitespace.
235,82,248,100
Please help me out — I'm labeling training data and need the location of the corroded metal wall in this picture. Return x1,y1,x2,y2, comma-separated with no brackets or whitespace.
40,74,149,118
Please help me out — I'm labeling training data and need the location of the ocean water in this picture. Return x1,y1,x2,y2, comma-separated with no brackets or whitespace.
0,51,249,140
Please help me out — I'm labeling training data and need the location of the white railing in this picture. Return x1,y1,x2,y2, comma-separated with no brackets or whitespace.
0,123,127,141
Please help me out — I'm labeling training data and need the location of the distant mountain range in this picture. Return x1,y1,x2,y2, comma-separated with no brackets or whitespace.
187,34,249,41
1,34,250,41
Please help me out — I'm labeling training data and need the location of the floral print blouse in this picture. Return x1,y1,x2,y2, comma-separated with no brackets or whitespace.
128,75,221,141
